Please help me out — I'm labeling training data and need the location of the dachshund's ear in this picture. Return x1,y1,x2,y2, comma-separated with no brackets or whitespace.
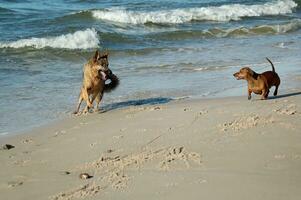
244,67,253,75
249,69,254,76
93,49,100,61
248,68,259,79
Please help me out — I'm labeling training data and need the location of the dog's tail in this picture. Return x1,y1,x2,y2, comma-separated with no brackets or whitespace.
266,57,275,72
104,73,119,92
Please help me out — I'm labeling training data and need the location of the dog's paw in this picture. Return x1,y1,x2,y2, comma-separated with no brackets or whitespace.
83,108,89,114
93,107,100,113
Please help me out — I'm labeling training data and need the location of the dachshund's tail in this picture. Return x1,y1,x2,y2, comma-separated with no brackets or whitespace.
266,57,275,73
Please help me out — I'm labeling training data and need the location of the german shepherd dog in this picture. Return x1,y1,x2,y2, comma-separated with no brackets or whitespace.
74,50,119,114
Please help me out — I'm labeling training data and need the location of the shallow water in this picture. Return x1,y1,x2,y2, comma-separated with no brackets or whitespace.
0,0,301,135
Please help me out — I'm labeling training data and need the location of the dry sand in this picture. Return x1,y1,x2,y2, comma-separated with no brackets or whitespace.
1,90,301,200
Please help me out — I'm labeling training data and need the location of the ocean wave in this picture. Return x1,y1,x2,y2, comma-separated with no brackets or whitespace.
0,28,99,49
151,19,301,40
91,0,298,24
0,7,14,13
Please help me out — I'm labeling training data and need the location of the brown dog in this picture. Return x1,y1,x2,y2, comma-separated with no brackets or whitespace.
233,58,280,100
74,50,119,114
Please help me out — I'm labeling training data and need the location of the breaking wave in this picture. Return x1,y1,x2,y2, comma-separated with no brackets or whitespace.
152,19,301,40
91,0,298,24
0,28,99,49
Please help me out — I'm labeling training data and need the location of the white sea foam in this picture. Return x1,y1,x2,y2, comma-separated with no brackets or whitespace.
215,19,301,36
92,0,298,24
269,19,301,33
0,28,99,49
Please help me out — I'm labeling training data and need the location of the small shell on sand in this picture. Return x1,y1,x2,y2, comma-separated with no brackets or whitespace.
79,173,92,180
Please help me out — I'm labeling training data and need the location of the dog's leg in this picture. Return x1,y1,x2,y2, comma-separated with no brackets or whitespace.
274,85,279,96
82,88,92,113
94,92,103,112
261,89,268,100
89,92,99,113
73,95,83,115
248,89,252,100
265,89,270,99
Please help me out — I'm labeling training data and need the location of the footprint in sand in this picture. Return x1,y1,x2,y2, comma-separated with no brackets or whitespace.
274,154,286,160
113,135,124,139
160,147,202,170
51,183,103,200
151,106,162,111
7,181,23,188
165,182,179,188
195,179,208,184
89,143,97,148
191,110,208,124
274,104,297,115
53,130,67,137
22,151,31,154
220,114,260,132
106,149,114,153
13,159,30,166
22,138,33,144
53,146,202,200
199,110,208,115
219,114,274,132
183,108,191,112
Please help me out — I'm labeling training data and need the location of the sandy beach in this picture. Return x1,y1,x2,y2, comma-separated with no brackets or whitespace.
1,89,301,200
1,0,301,199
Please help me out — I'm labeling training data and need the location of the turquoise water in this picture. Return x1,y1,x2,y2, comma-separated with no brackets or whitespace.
0,0,301,135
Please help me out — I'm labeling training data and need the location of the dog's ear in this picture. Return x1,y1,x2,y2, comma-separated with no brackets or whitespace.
93,50,100,62
250,70,259,79
247,68,259,79
101,51,109,59
248,68,254,76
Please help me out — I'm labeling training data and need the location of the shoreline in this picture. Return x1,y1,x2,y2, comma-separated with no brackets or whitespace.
1,88,300,140
1,57,300,137
1,91,301,199
0,93,243,139
1,86,300,139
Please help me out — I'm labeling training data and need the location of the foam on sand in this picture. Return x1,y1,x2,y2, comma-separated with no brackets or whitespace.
0,28,99,49
92,0,298,24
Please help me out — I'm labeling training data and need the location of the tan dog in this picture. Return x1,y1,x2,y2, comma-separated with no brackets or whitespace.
233,58,280,100
74,50,119,114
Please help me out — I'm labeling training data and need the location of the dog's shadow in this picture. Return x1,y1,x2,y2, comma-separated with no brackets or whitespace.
100,97,173,113
96,91,301,113
268,91,301,100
